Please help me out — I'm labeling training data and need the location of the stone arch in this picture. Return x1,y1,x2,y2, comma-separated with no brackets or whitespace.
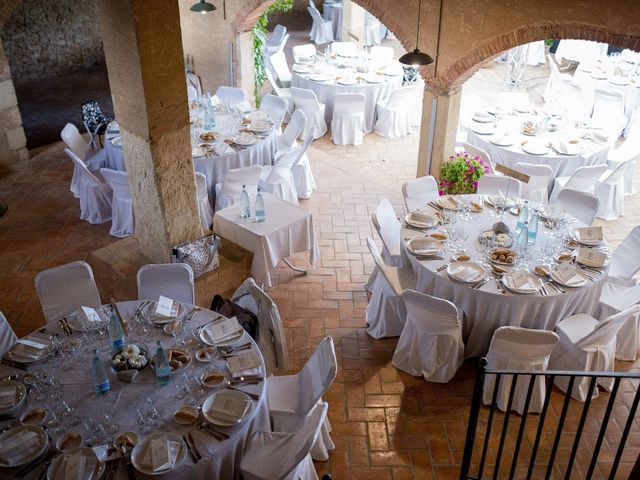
0,0,21,29
438,21,640,93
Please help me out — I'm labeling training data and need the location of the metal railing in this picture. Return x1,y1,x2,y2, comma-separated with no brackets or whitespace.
460,359,640,480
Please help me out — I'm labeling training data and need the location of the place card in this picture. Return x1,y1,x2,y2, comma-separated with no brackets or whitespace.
207,316,243,343
577,247,607,267
80,306,101,325
576,226,603,242
156,296,176,318
0,429,39,465
226,351,260,373
510,270,531,289
555,261,577,283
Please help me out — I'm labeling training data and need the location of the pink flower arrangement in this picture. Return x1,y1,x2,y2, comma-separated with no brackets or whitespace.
438,152,491,195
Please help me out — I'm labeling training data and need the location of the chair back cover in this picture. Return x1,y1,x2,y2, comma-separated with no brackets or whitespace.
385,87,415,110
331,41,357,57
372,199,401,261
366,237,399,295
609,225,640,281
292,44,317,60
402,176,439,212
233,277,289,374
578,305,640,350
403,289,459,333
137,263,195,305
260,94,287,131
61,123,88,160
186,73,202,96
513,162,553,203
195,172,209,201
463,142,493,173
264,68,287,99
592,88,625,120
477,174,523,197
276,132,314,170
370,46,394,63
100,168,131,200
291,87,322,112
269,51,292,85
267,24,287,48
215,86,246,105
557,189,600,226
602,157,633,185
295,337,337,415
610,112,640,163
35,261,102,322
220,165,263,198
0,312,18,357
563,164,608,191
65,149,102,187
279,110,307,150
333,93,365,115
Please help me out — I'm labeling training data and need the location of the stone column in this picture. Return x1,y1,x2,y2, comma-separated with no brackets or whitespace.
416,87,461,179
98,0,202,262
0,41,28,165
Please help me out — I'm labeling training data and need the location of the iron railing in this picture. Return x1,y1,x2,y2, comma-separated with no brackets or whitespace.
460,359,640,480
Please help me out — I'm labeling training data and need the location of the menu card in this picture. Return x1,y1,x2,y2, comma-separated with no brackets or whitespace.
226,351,260,373
0,384,17,409
210,392,251,422
440,196,460,209
150,438,181,472
0,429,40,465
509,270,534,290
206,317,243,343
576,227,603,242
555,262,577,283
577,247,607,267
156,296,178,318
410,211,435,224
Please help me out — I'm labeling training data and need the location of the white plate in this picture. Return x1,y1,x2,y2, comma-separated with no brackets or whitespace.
406,238,443,257
501,271,543,294
404,212,439,229
131,432,186,476
550,268,589,288
0,425,48,468
470,122,496,135
202,389,255,427
436,195,462,210
365,75,384,83
47,447,104,480
337,77,358,85
490,136,514,147
198,323,244,347
552,141,581,156
292,64,311,73
192,146,208,157
142,301,188,325
248,124,272,133
0,380,27,414
233,134,258,146
486,105,503,115
471,113,494,123
110,136,123,147
66,307,109,332
522,141,548,155
308,73,332,82
590,73,608,80
610,77,630,86
577,255,609,268
6,337,52,364
446,261,485,283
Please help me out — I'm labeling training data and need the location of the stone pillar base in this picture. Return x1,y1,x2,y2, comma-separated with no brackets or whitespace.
88,236,254,307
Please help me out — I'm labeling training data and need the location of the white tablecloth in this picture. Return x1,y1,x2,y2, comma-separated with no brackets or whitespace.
555,40,609,64
0,301,269,480
213,193,319,288
574,67,640,120
322,3,343,40
291,69,402,133
402,196,607,357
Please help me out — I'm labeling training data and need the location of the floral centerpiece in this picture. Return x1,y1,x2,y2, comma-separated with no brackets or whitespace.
111,343,149,371
438,152,491,195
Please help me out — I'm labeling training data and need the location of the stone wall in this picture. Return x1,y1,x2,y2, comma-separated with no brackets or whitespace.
1,0,105,85
0,41,27,165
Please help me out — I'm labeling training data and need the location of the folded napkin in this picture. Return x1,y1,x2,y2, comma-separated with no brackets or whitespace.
450,264,480,282
409,211,436,224
504,272,536,291
409,239,440,255
141,437,181,472
491,131,512,144
592,130,609,144
473,110,492,120
59,451,98,480
203,316,243,344
0,429,40,465
577,247,607,267
226,351,260,374
554,263,581,286
0,384,17,409
11,337,48,360
209,392,251,422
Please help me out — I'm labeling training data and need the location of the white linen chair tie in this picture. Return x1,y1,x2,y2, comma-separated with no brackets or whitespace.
137,263,195,305
61,123,106,198
549,306,640,401
549,164,609,203
100,168,134,238
195,172,214,230
267,337,337,462
265,68,293,118
369,46,394,63
64,149,113,224
463,142,495,174
330,41,358,57
374,87,415,139
291,87,327,139
232,277,288,375
513,162,554,204
260,94,287,132
477,174,523,197
34,261,102,322
331,93,365,145
401,176,439,212
307,6,333,45
365,238,417,338
482,327,559,414
371,198,403,267
607,110,640,196
595,158,633,220
292,44,317,63
214,165,263,211
392,289,464,383
261,133,314,203
556,189,600,227
268,50,292,88
240,402,328,480
0,312,17,357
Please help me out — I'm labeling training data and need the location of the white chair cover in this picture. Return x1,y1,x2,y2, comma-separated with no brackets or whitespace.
401,176,439,212
195,172,214,230
34,261,102,322
265,24,287,52
483,327,559,414
591,88,627,139
186,73,202,97
608,112,640,196
265,68,293,117
269,51,292,87
595,159,633,220
260,94,287,132
136,263,195,305
549,307,638,401
477,174,523,197
292,44,317,63
307,6,334,45
611,303,640,361
463,142,494,174
557,189,600,226
549,164,608,203
607,225,640,286
363,12,383,46
392,289,464,383
365,238,416,338
233,278,288,375
187,85,199,103
215,86,247,106
598,284,640,326
61,123,106,198
215,165,263,211
0,312,18,357
100,168,134,238
263,133,315,202
513,162,553,204
372,198,402,267
330,41,357,57
267,337,336,461
277,110,307,151
291,87,327,139
64,149,113,224
331,93,365,145
374,87,415,139
369,46,394,63
240,402,327,480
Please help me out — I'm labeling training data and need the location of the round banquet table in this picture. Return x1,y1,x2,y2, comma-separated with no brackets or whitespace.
104,119,276,206
573,65,640,120
291,65,403,133
466,114,609,185
322,2,343,41
0,301,269,480
401,195,608,358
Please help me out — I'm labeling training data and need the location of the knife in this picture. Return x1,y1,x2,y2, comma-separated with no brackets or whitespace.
183,435,199,463
0,359,27,371
187,432,202,461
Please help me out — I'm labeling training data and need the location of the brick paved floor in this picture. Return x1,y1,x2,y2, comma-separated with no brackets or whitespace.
2,61,640,478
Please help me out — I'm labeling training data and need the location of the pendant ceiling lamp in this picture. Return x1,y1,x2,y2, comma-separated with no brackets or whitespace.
399,0,434,67
190,0,216,14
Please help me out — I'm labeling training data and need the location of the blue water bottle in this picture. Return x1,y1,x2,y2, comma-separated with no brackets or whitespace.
91,349,110,394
